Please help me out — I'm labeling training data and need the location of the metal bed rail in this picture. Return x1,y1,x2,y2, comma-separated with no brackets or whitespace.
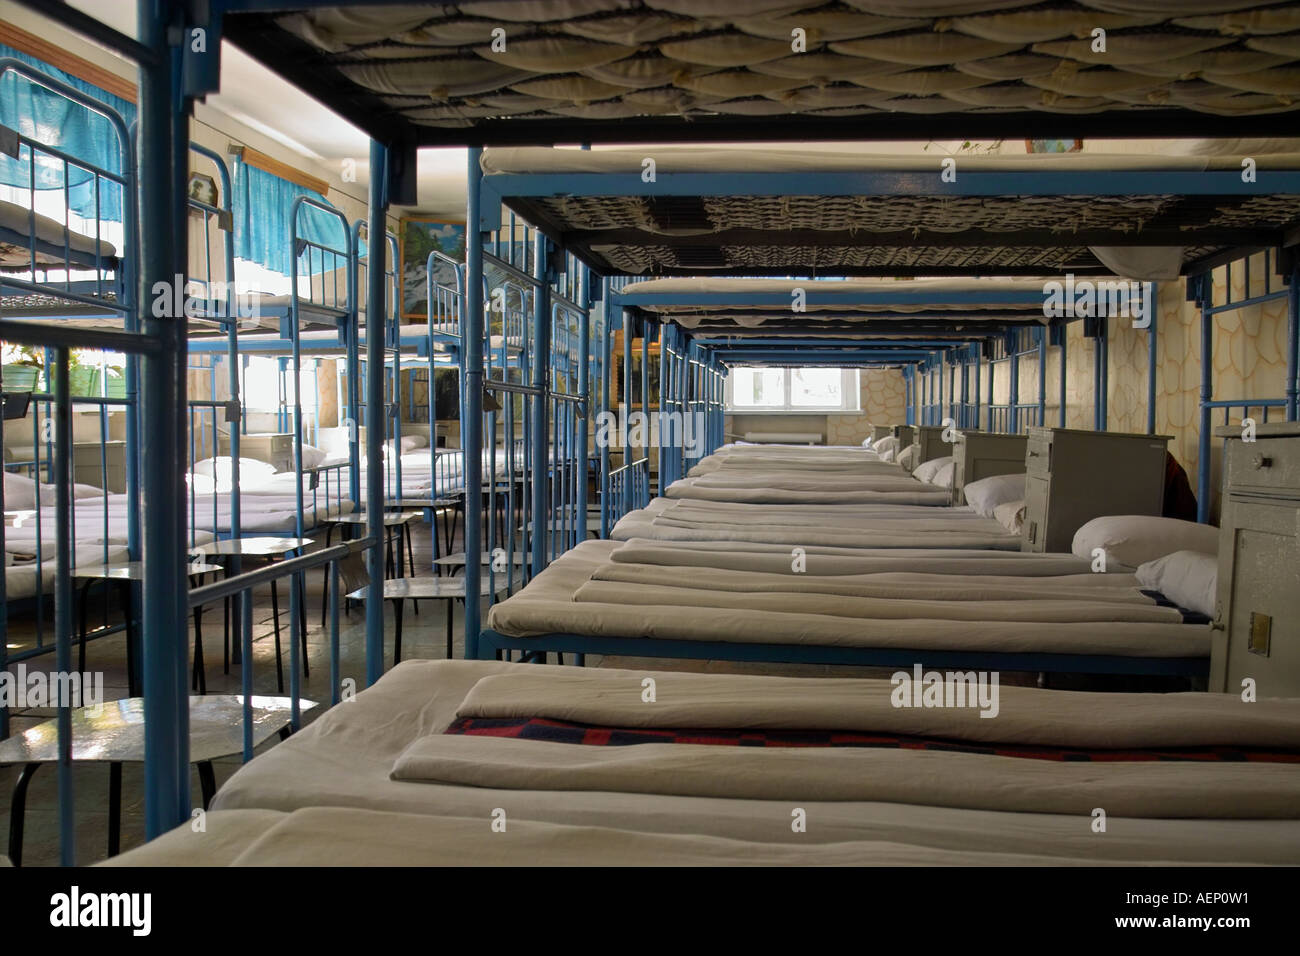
1189,249,1300,522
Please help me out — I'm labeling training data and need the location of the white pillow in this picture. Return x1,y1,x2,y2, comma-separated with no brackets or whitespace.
192,456,278,484
1136,550,1218,617
872,435,899,457
187,472,217,495
878,448,896,463
299,443,327,470
993,499,1026,535
897,443,919,472
931,461,955,489
1072,515,1219,569
3,471,37,509
912,455,953,484
4,471,101,508
962,473,1026,517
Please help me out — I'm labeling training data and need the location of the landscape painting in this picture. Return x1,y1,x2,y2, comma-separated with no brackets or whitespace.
401,219,466,319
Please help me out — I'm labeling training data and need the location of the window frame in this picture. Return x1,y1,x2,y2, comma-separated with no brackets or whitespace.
725,366,860,414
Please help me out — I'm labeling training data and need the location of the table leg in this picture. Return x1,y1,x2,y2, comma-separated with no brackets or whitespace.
192,595,206,695
271,577,284,694
77,580,92,674
404,524,419,616
122,580,138,698
320,523,335,626
8,762,39,867
393,597,404,666
108,761,122,857
445,597,453,659
197,761,216,810
295,571,309,678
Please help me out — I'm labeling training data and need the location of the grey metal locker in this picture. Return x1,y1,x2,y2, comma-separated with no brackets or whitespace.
1211,423,1300,698
951,432,1027,506
1020,427,1171,554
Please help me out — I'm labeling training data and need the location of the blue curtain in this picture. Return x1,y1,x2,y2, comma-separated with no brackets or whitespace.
232,159,348,276
0,44,135,222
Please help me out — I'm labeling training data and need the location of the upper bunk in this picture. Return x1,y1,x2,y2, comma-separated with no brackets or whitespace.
478,145,1300,278
614,276,1072,341
222,2,1300,147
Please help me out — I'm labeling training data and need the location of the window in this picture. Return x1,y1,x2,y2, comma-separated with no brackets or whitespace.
725,367,859,413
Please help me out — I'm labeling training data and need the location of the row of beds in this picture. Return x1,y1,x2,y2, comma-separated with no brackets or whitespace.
109,439,1300,866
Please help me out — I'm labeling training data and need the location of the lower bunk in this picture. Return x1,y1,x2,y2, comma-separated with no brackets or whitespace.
475,539,1211,678
107,660,1300,866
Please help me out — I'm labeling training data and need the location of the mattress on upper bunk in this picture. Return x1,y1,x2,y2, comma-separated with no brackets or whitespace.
0,199,117,268
610,498,1018,550
485,539,1208,660
198,660,1300,866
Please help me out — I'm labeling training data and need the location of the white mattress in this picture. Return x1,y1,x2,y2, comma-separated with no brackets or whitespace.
196,660,1300,866
486,539,1207,660
0,198,117,265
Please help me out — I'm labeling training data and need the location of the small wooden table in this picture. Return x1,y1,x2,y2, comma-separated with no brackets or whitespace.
1,694,315,866
192,537,313,692
73,560,223,697
346,576,501,663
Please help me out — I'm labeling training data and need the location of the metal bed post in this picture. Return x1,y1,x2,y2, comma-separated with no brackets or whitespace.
600,282,614,539
577,265,590,540
463,147,485,656
1095,316,1109,431
640,321,650,501
52,350,75,863
972,344,981,431
1058,323,1068,427
1288,264,1299,422
138,0,191,838
1195,273,1214,523
1037,325,1047,428
623,311,633,516
1008,334,1020,433
530,230,551,574
364,141,387,684
1146,283,1158,435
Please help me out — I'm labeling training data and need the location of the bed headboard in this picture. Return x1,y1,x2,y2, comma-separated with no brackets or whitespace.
951,432,1029,506
914,425,959,466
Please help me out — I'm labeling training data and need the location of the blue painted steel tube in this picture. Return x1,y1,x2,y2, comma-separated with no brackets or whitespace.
1008,339,1020,433
623,312,633,516
641,323,650,499
531,231,551,575
1059,325,1067,427
1037,326,1047,428
973,345,981,431
1197,276,1214,523
599,296,614,535
364,141,387,684
53,350,75,864
576,267,590,540
138,1,191,837
463,147,485,658
1147,285,1159,435
1288,266,1299,422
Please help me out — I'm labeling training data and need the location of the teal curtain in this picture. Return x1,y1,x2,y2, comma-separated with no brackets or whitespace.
232,159,348,276
0,44,135,222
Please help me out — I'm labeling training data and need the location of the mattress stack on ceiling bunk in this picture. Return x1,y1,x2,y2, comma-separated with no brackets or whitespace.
106,660,1300,867
479,442,1222,674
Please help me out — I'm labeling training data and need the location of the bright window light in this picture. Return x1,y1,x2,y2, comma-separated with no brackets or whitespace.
726,367,860,413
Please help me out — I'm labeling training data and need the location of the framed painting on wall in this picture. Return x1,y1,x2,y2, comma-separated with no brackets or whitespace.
400,218,466,319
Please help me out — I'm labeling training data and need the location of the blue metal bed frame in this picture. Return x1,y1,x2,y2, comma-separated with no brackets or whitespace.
1188,248,1300,523
0,4,390,861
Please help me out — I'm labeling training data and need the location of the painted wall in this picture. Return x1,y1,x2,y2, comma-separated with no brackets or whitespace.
928,253,1291,522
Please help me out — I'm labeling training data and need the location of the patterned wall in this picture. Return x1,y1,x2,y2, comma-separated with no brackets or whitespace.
936,252,1290,522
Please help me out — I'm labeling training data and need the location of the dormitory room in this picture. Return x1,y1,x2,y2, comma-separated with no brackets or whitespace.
0,0,1299,914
